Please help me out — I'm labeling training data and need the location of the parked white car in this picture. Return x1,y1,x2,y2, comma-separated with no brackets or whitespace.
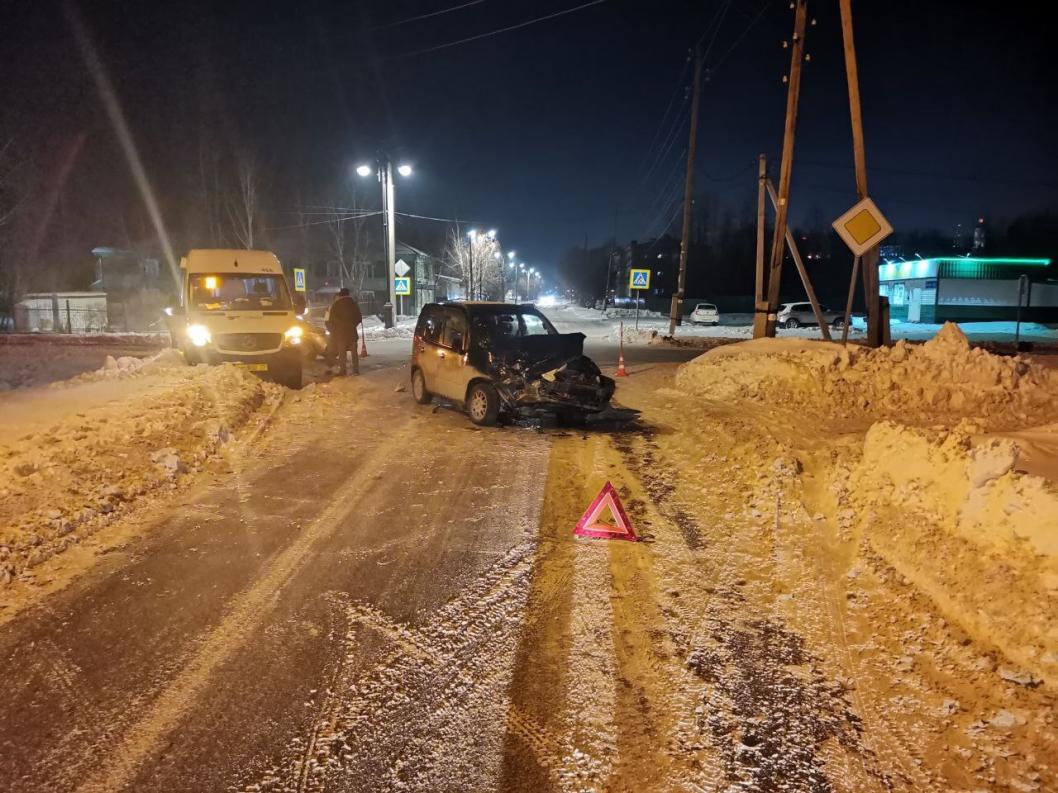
689,303,720,325
777,301,844,330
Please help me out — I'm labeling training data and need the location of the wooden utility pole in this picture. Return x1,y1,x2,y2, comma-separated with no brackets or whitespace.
760,0,808,338
752,154,767,338
839,0,882,347
766,179,831,340
669,46,703,337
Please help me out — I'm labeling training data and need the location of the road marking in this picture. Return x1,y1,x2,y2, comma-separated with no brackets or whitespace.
74,418,420,793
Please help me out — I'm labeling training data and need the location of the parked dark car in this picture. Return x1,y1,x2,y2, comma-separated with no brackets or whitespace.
410,302,635,426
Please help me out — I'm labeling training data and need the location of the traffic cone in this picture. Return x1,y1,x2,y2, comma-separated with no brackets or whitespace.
359,324,370,358
616,321,628,377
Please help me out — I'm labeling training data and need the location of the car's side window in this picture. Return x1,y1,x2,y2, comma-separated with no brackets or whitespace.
418,307,443,344
520,313,550,336
441,308,468,350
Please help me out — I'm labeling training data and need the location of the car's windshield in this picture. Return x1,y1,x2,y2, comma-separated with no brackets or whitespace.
189,274,292,311
471,309,557,340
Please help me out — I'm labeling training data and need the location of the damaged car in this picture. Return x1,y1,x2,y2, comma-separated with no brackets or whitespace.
410,302,636,426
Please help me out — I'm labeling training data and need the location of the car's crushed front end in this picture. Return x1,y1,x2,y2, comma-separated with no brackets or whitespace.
482,332,638,424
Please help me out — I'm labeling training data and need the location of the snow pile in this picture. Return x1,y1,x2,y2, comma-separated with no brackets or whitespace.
835,420,1058,685
58,347,186,387
0,363,281,586
361,317,416,341
677,323,1058,427
362,324,415,341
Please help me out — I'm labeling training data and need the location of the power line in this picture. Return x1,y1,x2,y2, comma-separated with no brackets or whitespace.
642,109,688,185
371,0,487,31
708,0,773,73
391,0,607,59
396,211,485,223
266,212,382,231
638,56,692,176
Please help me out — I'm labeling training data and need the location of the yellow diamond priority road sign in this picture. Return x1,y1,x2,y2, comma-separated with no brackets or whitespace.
832,197,893,256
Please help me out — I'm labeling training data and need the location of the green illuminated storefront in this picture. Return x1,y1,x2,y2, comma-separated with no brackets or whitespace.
878,257,1056,323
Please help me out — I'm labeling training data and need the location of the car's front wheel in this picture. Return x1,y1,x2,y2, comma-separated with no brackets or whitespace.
783,317,800,329
467,381,500,426
831,317,845,330
411,369,432,405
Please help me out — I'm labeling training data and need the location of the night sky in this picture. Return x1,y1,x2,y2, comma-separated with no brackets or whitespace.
3,0,1056,279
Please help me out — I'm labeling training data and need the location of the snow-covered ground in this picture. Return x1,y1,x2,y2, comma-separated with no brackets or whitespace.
360,315,417,340
0,352,282,585
671,324,1058,688
0,334,167,390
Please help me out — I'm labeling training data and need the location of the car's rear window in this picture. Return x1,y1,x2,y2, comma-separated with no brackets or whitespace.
471,309,556,339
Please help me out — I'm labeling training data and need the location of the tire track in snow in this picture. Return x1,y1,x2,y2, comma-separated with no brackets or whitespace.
71,416,425,793
611,418,889,791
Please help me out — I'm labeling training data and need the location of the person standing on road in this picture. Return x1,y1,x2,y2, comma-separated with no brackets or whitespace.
325,288,363,375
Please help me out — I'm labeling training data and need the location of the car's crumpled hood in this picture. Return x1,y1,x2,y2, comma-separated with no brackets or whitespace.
488,332,587,377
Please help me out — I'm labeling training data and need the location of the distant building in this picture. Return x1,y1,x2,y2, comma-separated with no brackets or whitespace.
618,236,680,299
952,223,966,251
972,217,987,252
878,256,1056,323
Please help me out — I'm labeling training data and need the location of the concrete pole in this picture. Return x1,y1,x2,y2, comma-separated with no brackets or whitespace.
384,160,397,325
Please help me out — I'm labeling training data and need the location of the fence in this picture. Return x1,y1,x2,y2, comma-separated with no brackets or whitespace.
14,301,109,334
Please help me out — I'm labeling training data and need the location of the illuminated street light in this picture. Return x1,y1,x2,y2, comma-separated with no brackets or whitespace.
356,156,415,327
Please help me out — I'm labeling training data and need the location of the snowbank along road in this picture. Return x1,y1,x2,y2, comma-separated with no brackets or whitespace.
1,324,1056,792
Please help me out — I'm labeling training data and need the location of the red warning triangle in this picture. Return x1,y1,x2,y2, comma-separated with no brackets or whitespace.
574,482,638,541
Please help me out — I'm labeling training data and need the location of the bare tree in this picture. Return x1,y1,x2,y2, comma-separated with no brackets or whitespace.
324,188,372,294
226,153,260,249
444,227,502,299
0,139,30,326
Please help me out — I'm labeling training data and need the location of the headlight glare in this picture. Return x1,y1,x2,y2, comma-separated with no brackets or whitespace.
284,325,303,344
187,324,211,347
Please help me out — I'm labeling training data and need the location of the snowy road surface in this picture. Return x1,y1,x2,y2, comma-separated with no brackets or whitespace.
1,329,1056,792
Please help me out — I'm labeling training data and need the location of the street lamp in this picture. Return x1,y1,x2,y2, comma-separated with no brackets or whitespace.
356,157,413,328
526,267,534,302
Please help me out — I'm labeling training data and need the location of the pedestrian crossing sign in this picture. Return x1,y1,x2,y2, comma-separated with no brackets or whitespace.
395,276,411,296
629,268,651,290
293,268,306,292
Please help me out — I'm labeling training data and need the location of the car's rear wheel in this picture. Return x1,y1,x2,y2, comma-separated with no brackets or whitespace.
783,317,800,329
831,317,845,330
411,369,432,404
467,381,499,426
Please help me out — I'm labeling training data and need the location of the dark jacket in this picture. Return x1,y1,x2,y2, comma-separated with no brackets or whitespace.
328,295,363,337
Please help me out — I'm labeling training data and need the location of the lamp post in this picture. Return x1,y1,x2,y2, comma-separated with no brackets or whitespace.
356,158,413,328
526,267,534,302
505,251,515,303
